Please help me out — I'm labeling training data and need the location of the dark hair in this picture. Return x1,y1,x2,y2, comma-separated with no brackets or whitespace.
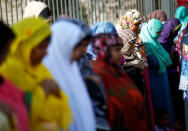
0,21,15,53
73,35,92,50
39,7,52,19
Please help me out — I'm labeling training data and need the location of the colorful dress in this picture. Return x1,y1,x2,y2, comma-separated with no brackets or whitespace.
92,33,148,130
93,57,148,131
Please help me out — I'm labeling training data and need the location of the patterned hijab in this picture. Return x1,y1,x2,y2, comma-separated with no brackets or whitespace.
116,9,143,30
92,34,123,64
87,22,118,60
117,29,148,69
147,10,167,23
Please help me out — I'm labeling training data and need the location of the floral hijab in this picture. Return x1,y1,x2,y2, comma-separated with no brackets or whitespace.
117,9,143,30
92,33,123,64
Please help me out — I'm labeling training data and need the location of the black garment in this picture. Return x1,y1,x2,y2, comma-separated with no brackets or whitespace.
78,55,110,131
122,65,145,94
122,65,152,131
167,51,185,124
85,78,110,131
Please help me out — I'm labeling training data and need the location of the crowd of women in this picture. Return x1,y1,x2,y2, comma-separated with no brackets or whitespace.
0,1,187,131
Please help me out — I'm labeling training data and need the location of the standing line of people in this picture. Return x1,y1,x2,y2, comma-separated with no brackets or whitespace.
0,1,187,131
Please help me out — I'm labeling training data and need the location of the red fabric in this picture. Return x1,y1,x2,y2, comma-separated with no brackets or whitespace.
143,69,156,131
93,57,148,131
0,77,29,131
177,0,188,9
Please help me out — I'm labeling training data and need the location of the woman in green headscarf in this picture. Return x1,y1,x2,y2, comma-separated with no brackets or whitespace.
140,19,174,128
175,6,188,41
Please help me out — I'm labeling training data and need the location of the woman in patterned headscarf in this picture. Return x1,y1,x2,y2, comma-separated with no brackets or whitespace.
92,33,148,131
117,9,155,130
116,9,143,35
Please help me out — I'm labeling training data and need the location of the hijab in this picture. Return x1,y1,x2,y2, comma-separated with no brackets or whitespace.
116,9,143,31
147,10,167,23
0,17,52,92
92,33,123,64
117,29,148,69
175,6,188,41
23,1,52,22
43,18,96,131
158,18,181,53
87,22,118,60
140,19,172,74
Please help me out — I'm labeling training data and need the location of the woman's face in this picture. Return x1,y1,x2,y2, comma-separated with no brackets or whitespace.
110,45,123,65
130,22,141,35
156,31,162,37
71,38,90,63
30,37,50,66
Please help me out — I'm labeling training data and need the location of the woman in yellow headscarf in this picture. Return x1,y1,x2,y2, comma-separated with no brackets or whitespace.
0,17,72,130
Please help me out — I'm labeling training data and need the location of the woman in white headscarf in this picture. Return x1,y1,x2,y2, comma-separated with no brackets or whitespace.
43,18,96,131
23,1,52,22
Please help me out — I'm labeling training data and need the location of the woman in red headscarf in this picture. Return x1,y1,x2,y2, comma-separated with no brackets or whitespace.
92,33,148,131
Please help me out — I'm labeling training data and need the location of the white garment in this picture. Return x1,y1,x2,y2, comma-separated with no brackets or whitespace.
43,19,96,131
23,0,52,21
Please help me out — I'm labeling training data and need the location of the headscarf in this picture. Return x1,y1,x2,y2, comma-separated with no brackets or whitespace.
23,1,52,22
175,6,188,22
87,22,118,60
140,19,172,74
116,9,143,30
92,22,118,35
117,29,148,69
147,10,167,23
0,18,72,130
92,33,123,64
175,6,188,41
43,18,96,131
158,18,181,53
0,17,51,92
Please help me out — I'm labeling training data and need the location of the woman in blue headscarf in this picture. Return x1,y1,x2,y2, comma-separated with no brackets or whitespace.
87,22,118,60
140,19,174,128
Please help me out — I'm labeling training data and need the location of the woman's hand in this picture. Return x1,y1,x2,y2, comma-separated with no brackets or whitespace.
41,79,61,98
